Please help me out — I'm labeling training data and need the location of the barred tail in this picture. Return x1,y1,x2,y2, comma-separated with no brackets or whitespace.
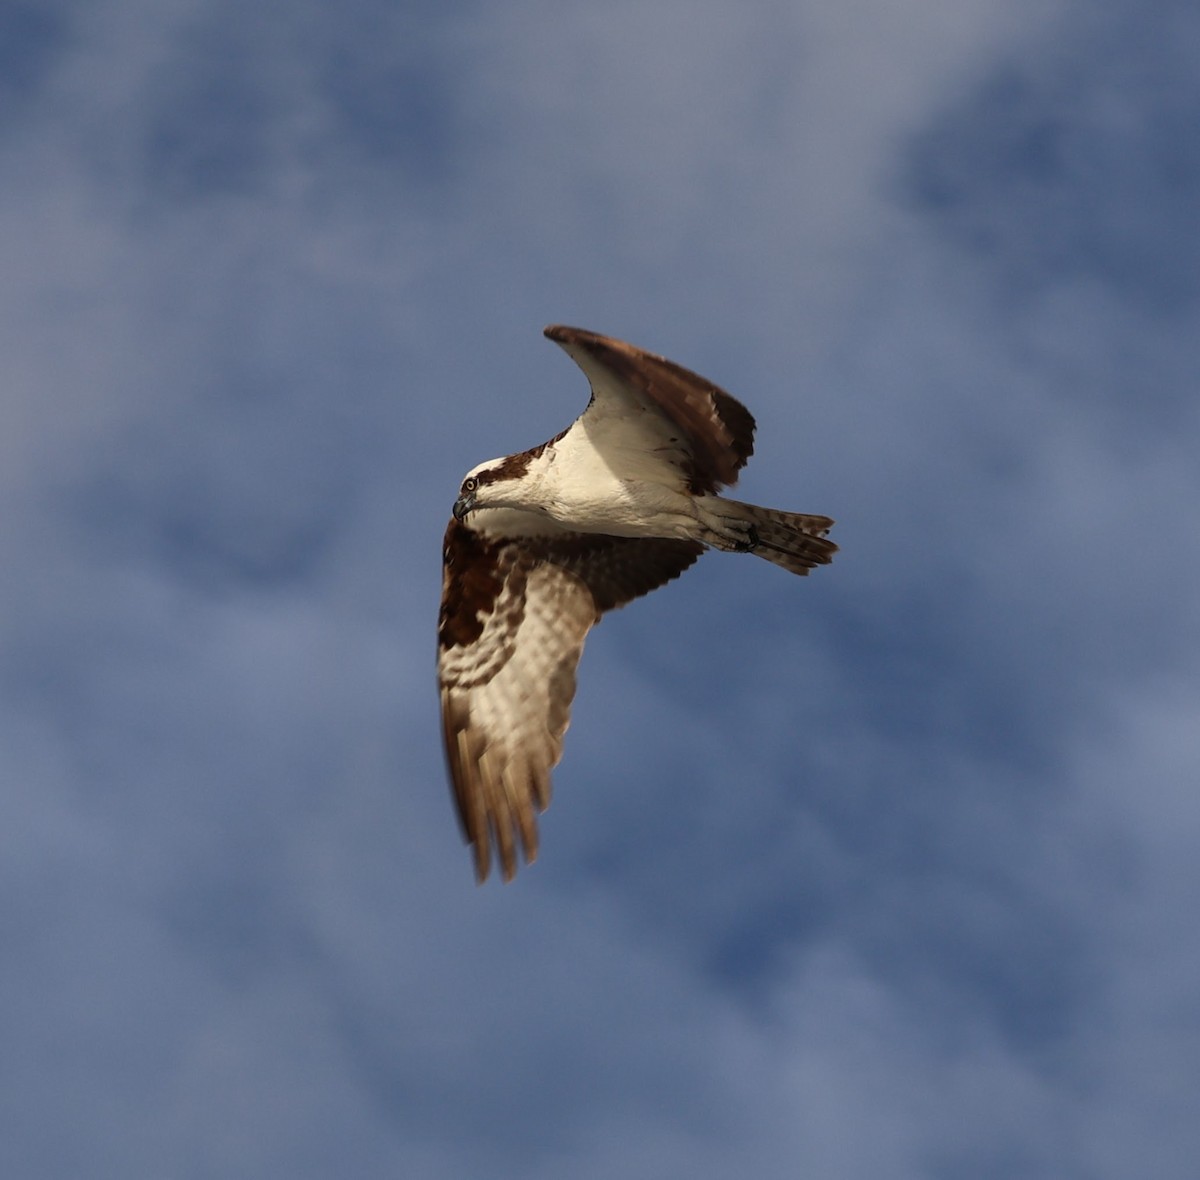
707,498,838,576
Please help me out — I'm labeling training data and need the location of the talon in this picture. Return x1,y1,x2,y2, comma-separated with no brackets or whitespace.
732,524,759,553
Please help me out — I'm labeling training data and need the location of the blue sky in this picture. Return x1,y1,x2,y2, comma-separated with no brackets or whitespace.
3,1,1199,1175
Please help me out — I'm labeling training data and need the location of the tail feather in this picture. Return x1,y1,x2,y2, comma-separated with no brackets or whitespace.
709,499,837,576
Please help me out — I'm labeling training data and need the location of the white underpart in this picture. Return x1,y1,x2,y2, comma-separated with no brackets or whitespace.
525,428,704,538
470,382,732,540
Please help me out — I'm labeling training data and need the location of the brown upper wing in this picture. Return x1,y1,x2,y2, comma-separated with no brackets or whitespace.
438,519,703,882
544,324,756,494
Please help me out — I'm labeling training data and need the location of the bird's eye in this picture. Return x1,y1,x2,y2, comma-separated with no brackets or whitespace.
463,477,478,492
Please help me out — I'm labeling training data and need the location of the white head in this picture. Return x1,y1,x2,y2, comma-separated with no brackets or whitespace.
452,455,528,521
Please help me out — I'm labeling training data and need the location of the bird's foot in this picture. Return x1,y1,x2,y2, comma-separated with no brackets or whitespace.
705,517,759,553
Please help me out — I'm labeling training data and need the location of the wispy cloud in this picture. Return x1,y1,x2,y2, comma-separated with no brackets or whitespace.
1,1,1197,1176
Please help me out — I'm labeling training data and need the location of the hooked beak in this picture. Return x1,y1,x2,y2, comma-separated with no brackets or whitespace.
452,490,475,521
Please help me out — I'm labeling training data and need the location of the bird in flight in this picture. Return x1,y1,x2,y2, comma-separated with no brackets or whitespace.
438,325,836,882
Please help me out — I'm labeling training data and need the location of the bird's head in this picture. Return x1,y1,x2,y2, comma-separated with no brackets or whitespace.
452,459,506,521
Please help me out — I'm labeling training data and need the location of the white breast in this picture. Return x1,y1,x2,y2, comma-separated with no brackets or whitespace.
524,423,699,539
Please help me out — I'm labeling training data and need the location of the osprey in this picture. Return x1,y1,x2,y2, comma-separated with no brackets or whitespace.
438,325,836,882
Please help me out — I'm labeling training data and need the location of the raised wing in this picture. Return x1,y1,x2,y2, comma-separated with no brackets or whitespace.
544,324,756,494
438,519,702,881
